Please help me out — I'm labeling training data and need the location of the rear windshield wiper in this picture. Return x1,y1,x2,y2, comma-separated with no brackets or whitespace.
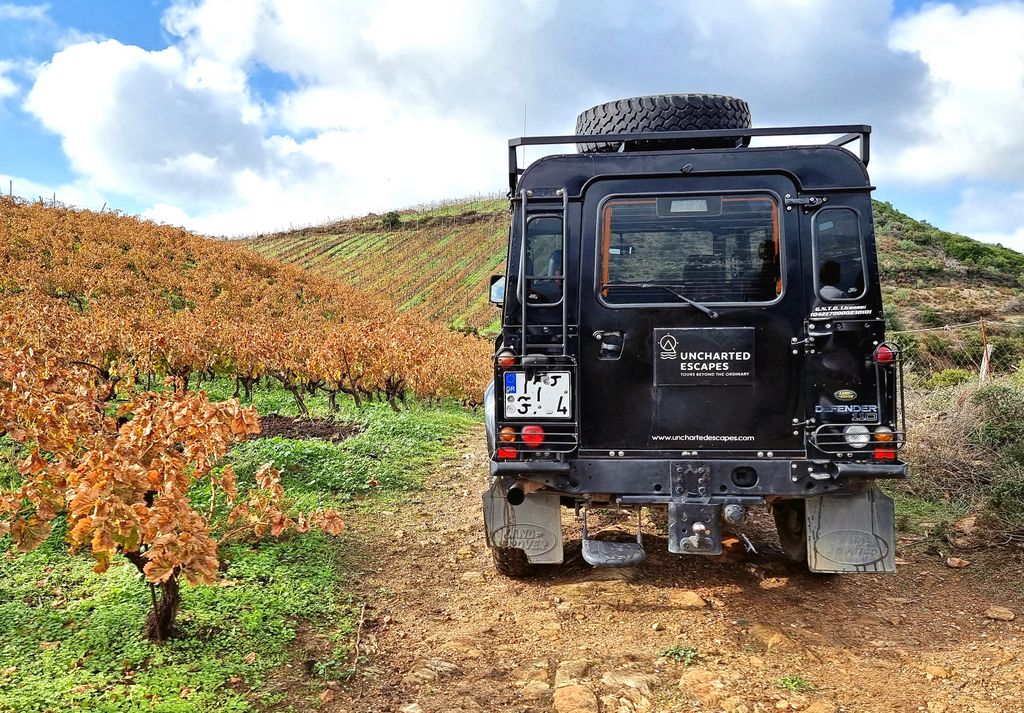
605,282,719,319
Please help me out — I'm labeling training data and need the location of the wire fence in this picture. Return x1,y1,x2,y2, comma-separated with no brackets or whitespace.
890,319,1024,391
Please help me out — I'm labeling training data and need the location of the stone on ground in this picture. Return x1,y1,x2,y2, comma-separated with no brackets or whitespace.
553,684,600,713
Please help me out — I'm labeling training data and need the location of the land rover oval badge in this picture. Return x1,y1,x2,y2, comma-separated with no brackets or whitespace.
834,389,857,401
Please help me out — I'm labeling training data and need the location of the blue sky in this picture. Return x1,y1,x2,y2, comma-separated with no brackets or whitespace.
1,0,1023,249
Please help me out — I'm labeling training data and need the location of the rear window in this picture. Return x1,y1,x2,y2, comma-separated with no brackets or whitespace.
599,194,781,305
814,208,865,301
522,216,563,304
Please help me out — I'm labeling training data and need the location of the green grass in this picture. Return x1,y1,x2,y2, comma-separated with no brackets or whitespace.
0,381,479,712
777,675,815,693
888,491,968,536
660,645,700,666
0,526,352,712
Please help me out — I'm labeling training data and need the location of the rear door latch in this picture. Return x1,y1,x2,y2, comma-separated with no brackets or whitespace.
784,194,827,212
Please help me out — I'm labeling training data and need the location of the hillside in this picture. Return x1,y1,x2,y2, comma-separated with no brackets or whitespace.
248,198,1024,334
247,198,508,334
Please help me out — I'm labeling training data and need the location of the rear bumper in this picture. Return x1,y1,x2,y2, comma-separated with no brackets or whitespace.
490,456,905,501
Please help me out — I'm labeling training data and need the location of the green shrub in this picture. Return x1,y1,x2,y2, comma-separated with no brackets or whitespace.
923,368,974,389
971,384,1024,452
918,307,946,328
901,377,1024,536
988,473,1024,532
381,211,401,230
883,302,906,332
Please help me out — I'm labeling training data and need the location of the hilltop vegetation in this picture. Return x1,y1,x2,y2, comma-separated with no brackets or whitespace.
875,201,1024,330
250,197,1024,334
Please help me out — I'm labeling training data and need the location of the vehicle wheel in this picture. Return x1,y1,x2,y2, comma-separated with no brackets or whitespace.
575,94,751,153
491,546,537,578
771,500,808,565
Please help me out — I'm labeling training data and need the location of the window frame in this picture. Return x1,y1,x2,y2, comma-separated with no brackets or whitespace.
811,206,867,302
594,190,786,309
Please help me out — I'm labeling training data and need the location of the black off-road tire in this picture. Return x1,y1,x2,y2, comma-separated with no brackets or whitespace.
771,499,809,566
491,546,536,578
575,93,751,153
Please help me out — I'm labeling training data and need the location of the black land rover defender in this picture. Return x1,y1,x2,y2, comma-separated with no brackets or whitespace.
482,94,906,575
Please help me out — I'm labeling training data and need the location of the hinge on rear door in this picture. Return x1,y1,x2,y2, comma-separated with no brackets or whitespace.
784,194,828,212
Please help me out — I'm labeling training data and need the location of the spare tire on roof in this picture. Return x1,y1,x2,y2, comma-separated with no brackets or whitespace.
575,93,752,153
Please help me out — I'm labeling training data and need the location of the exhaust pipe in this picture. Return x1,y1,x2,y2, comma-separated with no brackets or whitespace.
506,484,526,506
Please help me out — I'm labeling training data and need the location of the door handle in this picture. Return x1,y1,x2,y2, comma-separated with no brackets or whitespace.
593,330,624,360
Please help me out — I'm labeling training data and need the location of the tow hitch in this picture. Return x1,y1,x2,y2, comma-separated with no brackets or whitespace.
668,503,724,555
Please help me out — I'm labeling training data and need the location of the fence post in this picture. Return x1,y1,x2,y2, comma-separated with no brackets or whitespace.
979,319,991,382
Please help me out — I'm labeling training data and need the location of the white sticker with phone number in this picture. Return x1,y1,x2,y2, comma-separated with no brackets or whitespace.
503,371,571,419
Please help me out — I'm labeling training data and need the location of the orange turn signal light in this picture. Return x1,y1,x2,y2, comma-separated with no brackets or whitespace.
499,426,516,443
874,427,895,443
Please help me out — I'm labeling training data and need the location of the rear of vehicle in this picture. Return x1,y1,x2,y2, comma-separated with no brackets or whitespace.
482,95,906,575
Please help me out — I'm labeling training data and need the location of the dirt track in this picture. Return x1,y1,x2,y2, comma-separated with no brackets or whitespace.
324,427,1024,713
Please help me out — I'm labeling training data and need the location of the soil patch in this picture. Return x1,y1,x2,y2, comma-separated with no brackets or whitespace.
257,414,360,442
311,426,1024,713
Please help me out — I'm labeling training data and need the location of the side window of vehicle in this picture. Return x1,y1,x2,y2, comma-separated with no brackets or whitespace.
814,208,866,301
523,216,563,304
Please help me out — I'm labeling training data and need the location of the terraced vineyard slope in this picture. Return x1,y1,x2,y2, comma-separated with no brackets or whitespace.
247,198,508,334
247,198,1024,334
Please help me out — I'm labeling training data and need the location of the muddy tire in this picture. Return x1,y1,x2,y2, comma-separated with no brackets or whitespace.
575,93,752,153
772,500,809,566
491,547,536,578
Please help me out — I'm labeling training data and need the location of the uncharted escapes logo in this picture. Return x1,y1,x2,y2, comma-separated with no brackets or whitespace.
654,327,755,386
658,334,678,359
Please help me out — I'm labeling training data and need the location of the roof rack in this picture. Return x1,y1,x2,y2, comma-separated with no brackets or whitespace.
508,124,871,192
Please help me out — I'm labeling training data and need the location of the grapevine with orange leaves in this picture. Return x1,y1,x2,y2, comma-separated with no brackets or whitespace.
0,196,488,639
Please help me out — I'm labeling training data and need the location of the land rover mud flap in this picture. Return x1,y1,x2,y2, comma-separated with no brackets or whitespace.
483,488,564,564
806,485,896,573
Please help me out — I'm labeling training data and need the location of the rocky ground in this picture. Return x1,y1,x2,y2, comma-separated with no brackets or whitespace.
315,427,1024,713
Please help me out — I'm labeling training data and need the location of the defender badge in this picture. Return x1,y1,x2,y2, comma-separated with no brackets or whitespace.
834,389,857,401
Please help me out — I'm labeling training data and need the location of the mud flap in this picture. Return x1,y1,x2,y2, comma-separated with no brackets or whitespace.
482,488,564,564
806,485,896,573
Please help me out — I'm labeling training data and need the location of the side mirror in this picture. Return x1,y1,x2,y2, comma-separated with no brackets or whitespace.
489,274,505,305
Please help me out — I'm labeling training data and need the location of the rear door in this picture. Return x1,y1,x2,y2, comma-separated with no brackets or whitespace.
577,175,805,457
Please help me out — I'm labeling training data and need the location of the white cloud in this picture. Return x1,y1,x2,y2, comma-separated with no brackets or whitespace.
886,2,1024,183
25,39,270,207
0,3,48,22
0,60,17,99
10,0,1023,247
0,172,107,209
950,187,1024,253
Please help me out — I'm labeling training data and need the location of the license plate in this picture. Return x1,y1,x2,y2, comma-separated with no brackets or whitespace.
503,371,571,419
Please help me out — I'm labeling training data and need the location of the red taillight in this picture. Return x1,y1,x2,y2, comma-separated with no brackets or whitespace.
497,350,516,368
873,447,897,461
521,425,545,447
497,446,517,459
875,344,895,365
